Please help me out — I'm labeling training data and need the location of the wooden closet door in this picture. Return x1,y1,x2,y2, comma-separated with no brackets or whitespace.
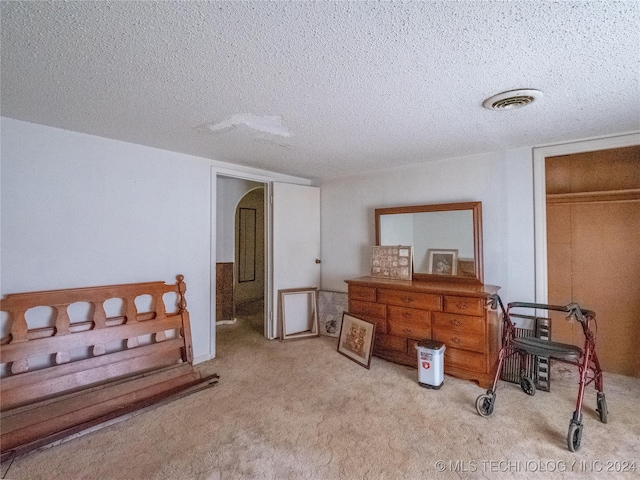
546,146,640,376
571,202,639,376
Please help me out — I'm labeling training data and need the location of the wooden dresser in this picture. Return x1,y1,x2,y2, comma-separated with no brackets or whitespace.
345,276,501,388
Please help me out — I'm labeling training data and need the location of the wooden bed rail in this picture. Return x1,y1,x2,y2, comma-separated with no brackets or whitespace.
0,275,217,460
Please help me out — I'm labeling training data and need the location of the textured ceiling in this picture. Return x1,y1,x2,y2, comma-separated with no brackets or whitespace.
2,1,639,179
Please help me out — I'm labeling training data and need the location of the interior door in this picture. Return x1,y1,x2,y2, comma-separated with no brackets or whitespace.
271,183,321,339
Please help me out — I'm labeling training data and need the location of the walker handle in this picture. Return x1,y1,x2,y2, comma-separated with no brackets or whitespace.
507,301,595,323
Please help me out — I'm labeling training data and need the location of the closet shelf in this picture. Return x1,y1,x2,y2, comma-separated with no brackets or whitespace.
547,188,640,205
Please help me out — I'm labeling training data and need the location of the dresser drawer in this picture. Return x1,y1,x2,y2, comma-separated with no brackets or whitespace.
349,299,386,320
432,312,484,336
388,318,431,340
444,347,487,373
349,285,376,303
388,305,430,325
374,333,407,354
378,289,442,311
432,328,485,354
443,296,484,316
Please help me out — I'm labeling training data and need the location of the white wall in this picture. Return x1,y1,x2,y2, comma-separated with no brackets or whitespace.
1,117,309,362
1,117,540,358
319,148,536,304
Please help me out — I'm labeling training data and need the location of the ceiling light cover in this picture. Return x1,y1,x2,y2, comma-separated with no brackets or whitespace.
483,89,543,110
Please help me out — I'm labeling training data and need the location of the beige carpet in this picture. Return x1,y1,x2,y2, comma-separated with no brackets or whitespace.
2,311,639,479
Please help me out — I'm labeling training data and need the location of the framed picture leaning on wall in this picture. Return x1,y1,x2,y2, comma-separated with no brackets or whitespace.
337,313,376,369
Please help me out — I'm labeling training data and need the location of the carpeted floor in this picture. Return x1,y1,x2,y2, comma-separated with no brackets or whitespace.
2,311,639,479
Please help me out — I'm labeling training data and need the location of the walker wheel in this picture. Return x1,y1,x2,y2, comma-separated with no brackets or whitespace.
475,393,495,417
520,375,536,396
567,421,583,452
597,394,608,424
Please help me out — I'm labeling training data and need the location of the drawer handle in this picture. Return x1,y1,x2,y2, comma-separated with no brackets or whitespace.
450,319,463,327
451,337,462,344
456,302,469,310
402,312,412,319
402,328,412,335
358,292,368,297
363,307,371,313
402,297,413,304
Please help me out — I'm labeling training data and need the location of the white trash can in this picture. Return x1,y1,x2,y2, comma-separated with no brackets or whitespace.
415,339,446,389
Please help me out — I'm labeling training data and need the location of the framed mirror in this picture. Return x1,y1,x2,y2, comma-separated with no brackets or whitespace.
375,202,483,284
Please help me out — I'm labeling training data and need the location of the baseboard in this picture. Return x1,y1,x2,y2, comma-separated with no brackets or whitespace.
216,318,237,325
193,354,213,365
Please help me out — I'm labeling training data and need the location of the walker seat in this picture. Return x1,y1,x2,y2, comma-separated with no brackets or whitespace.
511,336,582,360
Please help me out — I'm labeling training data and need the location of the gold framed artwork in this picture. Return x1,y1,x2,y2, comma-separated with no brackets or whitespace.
427,249,458,276
337,313,376,369
371,245,413,280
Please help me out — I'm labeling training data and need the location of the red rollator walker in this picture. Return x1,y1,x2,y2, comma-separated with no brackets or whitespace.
476,295,607,452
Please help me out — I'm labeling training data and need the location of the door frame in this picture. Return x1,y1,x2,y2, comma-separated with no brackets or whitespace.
533,132,640,303
211,166,314,357
213,171,270,347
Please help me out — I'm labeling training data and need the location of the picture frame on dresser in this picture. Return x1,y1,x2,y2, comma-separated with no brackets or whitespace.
457,258,475,277
427,249,458,276
337,313,376,369
371,245,413,280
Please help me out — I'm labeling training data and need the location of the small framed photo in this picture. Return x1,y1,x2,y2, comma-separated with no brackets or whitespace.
337,313,376,369
457,258,475,277
427,249,458,275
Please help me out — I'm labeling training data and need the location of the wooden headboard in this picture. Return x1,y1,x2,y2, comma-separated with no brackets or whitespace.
0,275,217,461
0,275,194,410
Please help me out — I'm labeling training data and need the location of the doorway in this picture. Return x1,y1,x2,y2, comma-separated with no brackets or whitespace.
215,175,267,336
212,174,321,352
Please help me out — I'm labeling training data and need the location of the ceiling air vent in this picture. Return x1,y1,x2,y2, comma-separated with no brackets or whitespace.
483,89,543,110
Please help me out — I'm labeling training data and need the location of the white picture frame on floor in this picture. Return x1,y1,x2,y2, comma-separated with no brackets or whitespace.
278,287,319,341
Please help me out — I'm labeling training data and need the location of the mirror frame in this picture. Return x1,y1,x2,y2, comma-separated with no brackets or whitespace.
375,201,483,284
